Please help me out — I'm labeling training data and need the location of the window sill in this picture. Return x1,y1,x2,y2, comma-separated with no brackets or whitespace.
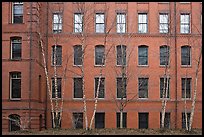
138,65,149,67
138,98,148,100
10,98,21,101
51,65,62,67
94,65,105,67
181,98,191,100
51,98,62,100
73,65,82,67
73,98,83,100
116,98,127,100
9,59,22,61
116,65,127,67
159,65,170,68
181,65,192,68
9,23,25,25
160,98,171,100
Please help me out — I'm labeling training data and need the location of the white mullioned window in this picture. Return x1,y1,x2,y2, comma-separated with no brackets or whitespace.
117,13,126,33
12,2,23,23
74,13,83,33
96,13,105,33
10,72,21,99
159,13,169,33
138,13,148,33
180,13,190,34
53,13,62,33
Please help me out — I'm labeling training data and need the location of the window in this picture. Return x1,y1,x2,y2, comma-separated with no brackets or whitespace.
138,113,148,129
180,13,190,33
181,46,191,66
96,13,105,33
95,113,105,128
160,77,170,98
95,77,105,98
10,72,21,99
160,45,170,66
117,13,126,33
51,45,62,66
11,38,22,60
138,13,148,33
9,114,20,131
138,45,148,66
53,13,62,33
12,2,23,23
116,112,127,128
73,113,83,129
74,45,82,65
95,45,105,65
138,78,148,98
182,78,191,98
51,78,62,98
74,78,83,98
182,112,190,129
160,112,170,129
74,13,83,33
159,13,169,33
116,45,126,65
117,77,127,99
51,112,61,128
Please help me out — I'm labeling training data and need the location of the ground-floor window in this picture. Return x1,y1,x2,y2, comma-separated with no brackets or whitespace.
160,112,170,129
138,113,148,129
73,112,83,129
95,112,105,128
9,114,20,131
116,112,127,128
182,112,190,129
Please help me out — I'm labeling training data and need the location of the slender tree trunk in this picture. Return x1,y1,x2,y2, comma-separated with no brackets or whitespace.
120,109,123,128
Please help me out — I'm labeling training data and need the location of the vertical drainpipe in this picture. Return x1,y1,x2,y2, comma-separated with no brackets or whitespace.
44,2,49,129
174,2,178,129
29,2,33,129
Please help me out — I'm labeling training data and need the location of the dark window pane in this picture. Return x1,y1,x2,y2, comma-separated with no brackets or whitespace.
138,46,148,65
160,46,170,65
182,78,191,98
95,45,105,65
160,78,170,98
95,78,105,98
9,114,20,131
138,78,148,98
139,113,148,129
181,46,191,65
10,72,21,99
51,112,61,128
74,78,83,98
52,78,62,98
52,45,62,66
117,78,127,98
117,45,126,65
95,113,105,128
74,45,82,65
160,113,170,128
73,113,83,129
11,39,21,60
13,3,23,24
182,112,190,129
116,112,127,128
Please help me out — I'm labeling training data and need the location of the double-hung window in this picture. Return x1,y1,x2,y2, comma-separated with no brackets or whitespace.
74,45,82,66
138,13,148,33
138,78,148,98
116,45,126,66
182,78,191,99
160,45,170,66
12,2,23,24
138,45,148,66
117,77,127,99
51,45,62,66
74,78,83,98
95,77,105,98
117,13,126,33
181,46,191,66
180,13,190,34
10,72,21,99
74,13,83,33
96,13,105,33
11,38,22,60
53,13,62,33
95,45,105,65
159,13,169,33
160,77,170,98
51,78,62,98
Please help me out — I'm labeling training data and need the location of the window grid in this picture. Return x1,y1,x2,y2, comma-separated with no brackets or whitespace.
117,77,127,99
51,78,62,98
182,78,191,99
160,45,170,66
74,78,83,98
138,78,148,98
96,13,105,33
74,13,83,33
159,13,169,33
138,46,148,66
160,77,170,98
181,46,191,66
138,13,148,33
116,45,127,66
10,72,21,99
53,13,62,33
51,45,62,66
74,45,82,66
95,45,105,66
11,38,22,60
12,2,23,24
95,77,105,98
180,13,190,34
117,13,126,33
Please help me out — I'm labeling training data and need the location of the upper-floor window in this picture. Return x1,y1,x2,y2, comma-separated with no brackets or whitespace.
74,45,82,66
12,2,23,24
117,77,127,99
51,78,62,98
95,45,105,66
95,77,105,98
116,45,126,66
96,13,105,33
138,45,148,66
180,13,190,34
74,13,83,33
117,13,126,33
138,13,148,33
159,13,169,33
182,78,191,99
160,77,170,98
11,37,22,60
138,78,148,98
181,46,191,66
10,72,21,99
160,45,170,66
74,77,83,98
51,45,62,66
53,13,62,33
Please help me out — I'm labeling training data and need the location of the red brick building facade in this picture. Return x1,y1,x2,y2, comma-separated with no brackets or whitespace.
2,2,202,132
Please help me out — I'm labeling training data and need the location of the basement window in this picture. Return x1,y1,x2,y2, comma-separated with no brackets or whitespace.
116,112,127,128
160,112,170,129
138,113,148,129
73,113,83,129
95,113,105,128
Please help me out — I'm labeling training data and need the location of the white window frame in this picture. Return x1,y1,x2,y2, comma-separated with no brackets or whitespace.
116,13,126,33
12,2,23,24
180,13,190,34
138,13,148,33
95,13,105,33
74,13,83,33
53,13,62,33
10,72,21,100
94,45,105,66
159,13,169,33
11,38,22,60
